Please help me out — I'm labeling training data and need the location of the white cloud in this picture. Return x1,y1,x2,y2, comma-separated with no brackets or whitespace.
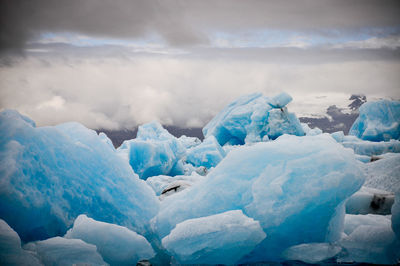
1,52,399,129
332,36,400,50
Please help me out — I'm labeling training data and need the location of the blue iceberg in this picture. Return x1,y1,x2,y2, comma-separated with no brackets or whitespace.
153,134,364,262
117,122,186,179
202,92,304,146
0,110,159,242
338,214,400,264
349,100,400,141
185,136,226,168
161,210,266,265
0,219,42,265
65,214,155,265
24,237,107,265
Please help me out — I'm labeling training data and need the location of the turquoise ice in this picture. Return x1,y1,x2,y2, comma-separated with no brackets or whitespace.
349,100,400,141
117,121,186,179
202,92,304,146
153,134,364,262
0,110,159,242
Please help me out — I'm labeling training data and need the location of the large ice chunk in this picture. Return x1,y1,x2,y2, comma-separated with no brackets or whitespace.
0,219,42,265
117,122,186,179
345,187,394,215
185,136,225,168
364,152,400,193
64,215,155,265
0,110,159,242
392,195,400,240
161,210,266,265
153,134,364,262
24,237,107,266
146,172,207,196
202,92,304,146
282,243,341,264
349,100,400,141
338,214,400,264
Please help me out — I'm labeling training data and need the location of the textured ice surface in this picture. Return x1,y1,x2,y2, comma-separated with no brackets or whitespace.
392,195,400,240
161,210,266,265
0,219,42,265
339,214,400,264
0,110,159,241
178,135,201,149
342,138,400,156
117,122,186,179
282,243,341,264
349,100,400,141
364,152,400,193
202,92,304,146
301,123,323,136
65,215,154,265
24,237,107,266
346,186,394,215
185,136,225,168
146,172,206,196
153,134,364,262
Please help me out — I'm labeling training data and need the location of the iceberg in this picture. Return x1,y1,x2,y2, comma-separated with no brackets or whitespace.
0,219,42,265
282,243,341,264
338,214,400,264
24,237,107,266
185,136,225,168
0,110,159,242
364,152,400,193
161,210,266,265
146,172,206,197
153,134,364,262
345,187,394,215
177,135,201,149
349,100,400,141
64,215,155,265
117,122,186,179
392,195,400,240
202,92,304,146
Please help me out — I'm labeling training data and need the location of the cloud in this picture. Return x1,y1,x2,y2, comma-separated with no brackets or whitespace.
1,0,400,54
332,35,400,50
1,48,399,129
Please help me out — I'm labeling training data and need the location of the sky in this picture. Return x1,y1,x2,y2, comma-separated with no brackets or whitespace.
0,0,400,130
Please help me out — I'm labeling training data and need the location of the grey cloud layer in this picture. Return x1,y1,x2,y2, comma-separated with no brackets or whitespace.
1,48,399,129
2,0,400,53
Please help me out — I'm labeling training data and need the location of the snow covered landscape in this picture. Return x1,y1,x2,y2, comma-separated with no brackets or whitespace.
1,92,399,265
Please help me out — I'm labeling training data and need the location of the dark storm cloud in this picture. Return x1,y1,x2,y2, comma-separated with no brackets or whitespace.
1,0,400,54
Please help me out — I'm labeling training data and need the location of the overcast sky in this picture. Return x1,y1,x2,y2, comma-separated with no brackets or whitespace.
1,0,400,129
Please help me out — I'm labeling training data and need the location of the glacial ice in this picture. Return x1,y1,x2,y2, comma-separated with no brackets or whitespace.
345,186,394,215
349,100,400,141
146,172,206,197
177,135,201,149
0,219,42,265
282,243,342,264
185,136,225,168
161,210,266,265
202,92,304,146
64,214,155,265
331,131,400,156
153,134,364,262
392,195,400,240
0,110,159,241
301,123,323,136
338,214,400,264
24,237,107,266
117,121,186,179
364,152,400,193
